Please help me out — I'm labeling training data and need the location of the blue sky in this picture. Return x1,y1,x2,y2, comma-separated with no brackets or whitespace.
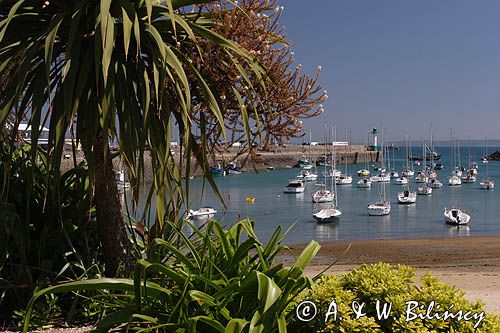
281,1,500,143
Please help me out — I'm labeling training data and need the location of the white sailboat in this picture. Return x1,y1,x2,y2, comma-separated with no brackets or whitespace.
402,135,415,177
397,145,416,204
480,139,494,190
462,139,476,183
444,208,470,225
388,144,399,178
448,131,462,186
444,151,470,225
314,126,342,223
368,132,391,216
417,142,432,195
336,129,353,185
312,124,334,203
357,138,371,177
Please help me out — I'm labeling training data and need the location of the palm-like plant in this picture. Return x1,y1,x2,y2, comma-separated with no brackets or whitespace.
0,0,266,276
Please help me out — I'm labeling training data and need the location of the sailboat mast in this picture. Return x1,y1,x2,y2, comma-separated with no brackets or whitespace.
333,125,338,207
450,129,454,172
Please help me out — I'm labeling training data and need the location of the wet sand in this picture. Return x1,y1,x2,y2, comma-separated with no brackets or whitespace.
286,236,500,313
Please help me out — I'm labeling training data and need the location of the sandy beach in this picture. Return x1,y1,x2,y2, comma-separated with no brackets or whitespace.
286,236,500,314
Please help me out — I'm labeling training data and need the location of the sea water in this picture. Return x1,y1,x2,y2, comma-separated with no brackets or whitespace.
136,146,500,244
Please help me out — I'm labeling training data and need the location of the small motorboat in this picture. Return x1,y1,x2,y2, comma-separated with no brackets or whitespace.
397,190,416,204
266,166,275,170
284,179,306,193
370,173,390,183
313,208,342,223
444,208,470,225
187,207,217,220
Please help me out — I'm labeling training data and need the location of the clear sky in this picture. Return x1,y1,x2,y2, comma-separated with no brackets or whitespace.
280,0,500,143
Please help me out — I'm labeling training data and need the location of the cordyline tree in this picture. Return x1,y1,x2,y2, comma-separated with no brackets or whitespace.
0,0,324,276
188,0,326,163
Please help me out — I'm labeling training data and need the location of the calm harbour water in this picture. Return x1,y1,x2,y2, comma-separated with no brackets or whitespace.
140,146,500,244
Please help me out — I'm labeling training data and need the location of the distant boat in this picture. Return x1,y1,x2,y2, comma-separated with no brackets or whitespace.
313,125,335,203
368,133,391,216
434,162,444,170
313,207,342,223
266,166,275,170
357,169,370,177
397,136,416,204
314,125,342,223
370,173,390,183
336,174,353,185
284,179,306,193
211,164,226,176
322,169,341,178
480,139,494,190
357,177,372,188
297,170,318,181
187,207,217,220
116,170,131,190
397,189,416,204
427,178,443,189
444,208,470,225
394,176,408,185
417,185,432,195
225,162,242,175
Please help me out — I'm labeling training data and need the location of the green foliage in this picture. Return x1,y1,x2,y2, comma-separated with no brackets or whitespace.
292,263,500,332
0,0,268,233
23,219,320,332
0,144,101,324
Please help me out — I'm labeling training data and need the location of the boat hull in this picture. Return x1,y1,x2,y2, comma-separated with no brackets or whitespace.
397,192,417,204
444,209,470,225
368,202,391,216
313,208,342,223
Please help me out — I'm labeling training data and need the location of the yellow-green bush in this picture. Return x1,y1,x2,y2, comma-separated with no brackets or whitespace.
291,263,500,332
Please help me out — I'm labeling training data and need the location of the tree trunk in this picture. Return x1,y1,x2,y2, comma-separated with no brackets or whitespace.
83,135,129,277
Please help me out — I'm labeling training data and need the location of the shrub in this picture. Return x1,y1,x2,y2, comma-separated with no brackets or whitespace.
0,144,101,325
291,263,500,332
23,219,320,332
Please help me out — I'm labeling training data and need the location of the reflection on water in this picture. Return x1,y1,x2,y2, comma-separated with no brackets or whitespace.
315,222,339,240
446,225,471,237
